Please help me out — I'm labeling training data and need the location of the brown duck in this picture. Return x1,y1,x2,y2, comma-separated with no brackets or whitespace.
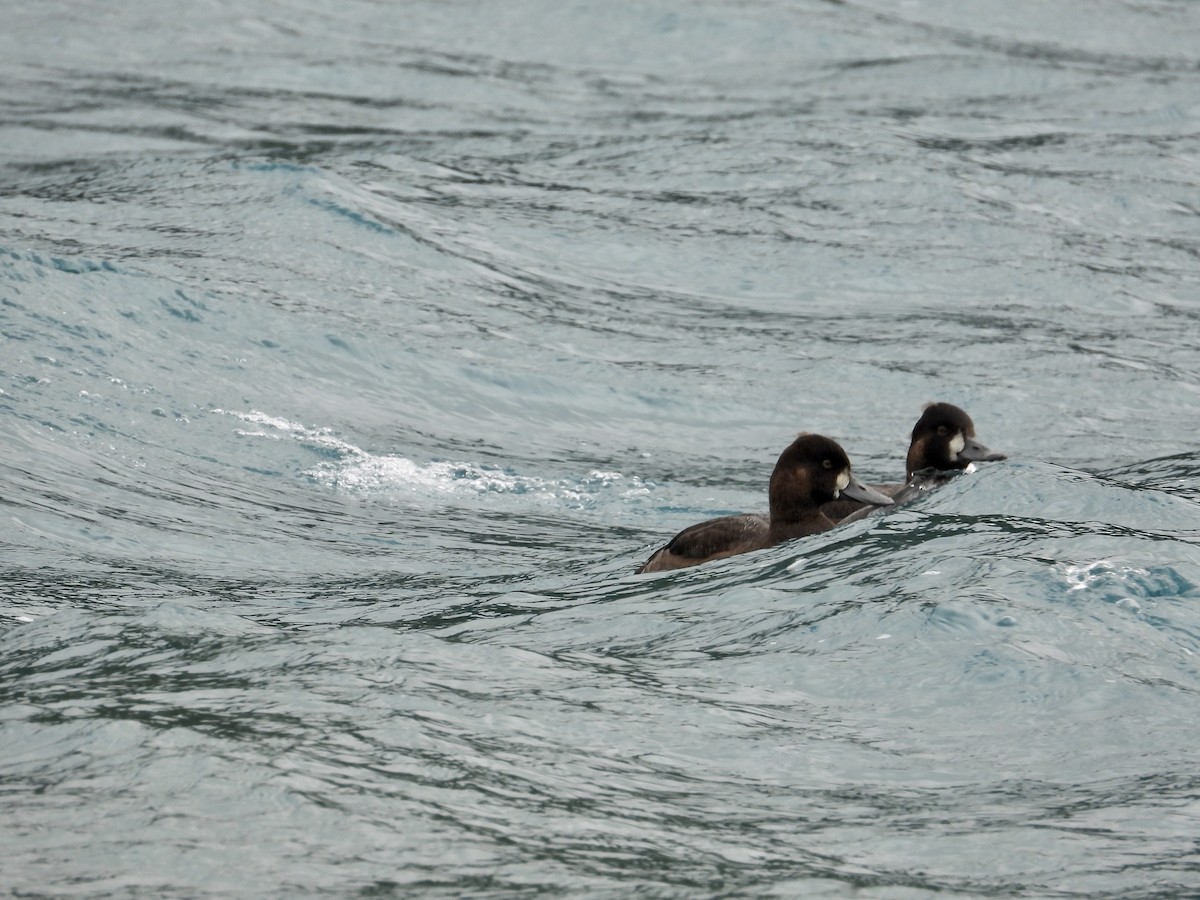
637,433,892,574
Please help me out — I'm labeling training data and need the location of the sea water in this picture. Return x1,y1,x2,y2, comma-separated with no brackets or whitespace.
3,1,1200,895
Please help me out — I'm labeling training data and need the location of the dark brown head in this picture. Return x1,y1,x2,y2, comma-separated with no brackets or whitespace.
906,402,1006,479
770,434,891,524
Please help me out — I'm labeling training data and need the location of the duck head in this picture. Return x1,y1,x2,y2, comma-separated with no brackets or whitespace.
906,402,1006,478
770,433,892,521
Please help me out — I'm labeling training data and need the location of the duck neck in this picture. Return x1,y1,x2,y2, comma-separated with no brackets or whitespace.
767,510,833,543
907,443,964,481
767,482,828,540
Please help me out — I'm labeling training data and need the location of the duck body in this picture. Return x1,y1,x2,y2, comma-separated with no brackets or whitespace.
637,434,891,574
634,514,773,573
820,402,1006,523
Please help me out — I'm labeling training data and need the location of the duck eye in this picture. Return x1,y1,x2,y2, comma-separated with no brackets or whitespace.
822,458,833,470
936,425,948,436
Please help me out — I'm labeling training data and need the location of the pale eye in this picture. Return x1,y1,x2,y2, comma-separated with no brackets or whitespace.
822,459,833,470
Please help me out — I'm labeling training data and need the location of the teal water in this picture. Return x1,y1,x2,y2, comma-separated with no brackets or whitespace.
3,1,1200,895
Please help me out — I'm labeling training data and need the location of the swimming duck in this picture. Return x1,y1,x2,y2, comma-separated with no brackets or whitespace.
822,402,1006,522
636,433,892,574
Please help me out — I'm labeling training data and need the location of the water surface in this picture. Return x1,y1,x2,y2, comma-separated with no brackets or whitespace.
3,0,1200,895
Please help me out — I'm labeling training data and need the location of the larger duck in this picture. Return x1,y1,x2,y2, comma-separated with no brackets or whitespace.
637,433,891,574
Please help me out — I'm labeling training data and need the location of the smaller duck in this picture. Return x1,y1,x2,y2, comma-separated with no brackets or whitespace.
636,433,892,574
823,402,1006,523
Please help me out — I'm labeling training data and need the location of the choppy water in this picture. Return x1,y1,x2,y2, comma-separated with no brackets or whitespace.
3,1,1200,895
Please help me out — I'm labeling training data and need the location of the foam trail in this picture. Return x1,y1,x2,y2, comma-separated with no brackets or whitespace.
214,409,649,508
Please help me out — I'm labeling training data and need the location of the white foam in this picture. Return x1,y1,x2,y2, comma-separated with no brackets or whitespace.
215,408,646,508
1063,559,1151,592
215,408,364,455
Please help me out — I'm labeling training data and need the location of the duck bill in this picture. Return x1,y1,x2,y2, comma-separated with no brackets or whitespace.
959,436,1006,462
841,476,892,506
